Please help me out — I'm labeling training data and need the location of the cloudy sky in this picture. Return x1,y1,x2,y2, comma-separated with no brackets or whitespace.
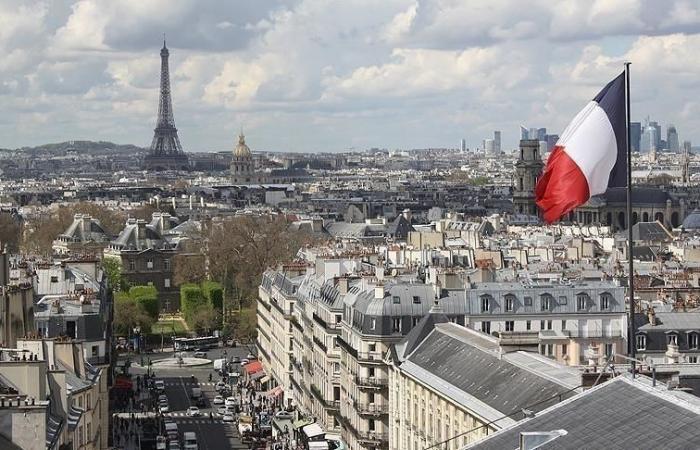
2,0,700,153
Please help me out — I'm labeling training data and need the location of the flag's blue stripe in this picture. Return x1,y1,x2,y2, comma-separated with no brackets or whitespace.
593,72,627,188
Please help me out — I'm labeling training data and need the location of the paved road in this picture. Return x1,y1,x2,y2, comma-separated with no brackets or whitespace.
123,343,254,449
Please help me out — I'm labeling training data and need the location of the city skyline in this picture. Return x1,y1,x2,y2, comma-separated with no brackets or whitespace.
1,1,700,153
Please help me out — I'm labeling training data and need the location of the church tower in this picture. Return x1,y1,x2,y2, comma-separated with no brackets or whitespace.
513,139,544,216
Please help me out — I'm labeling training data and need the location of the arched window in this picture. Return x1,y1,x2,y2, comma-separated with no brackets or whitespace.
655,212,664,223
618,211,626,229
606,212,613,226
672,212,680,228
642,212,649,222
632,212,638,225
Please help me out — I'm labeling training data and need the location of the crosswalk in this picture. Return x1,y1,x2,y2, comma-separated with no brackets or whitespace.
163,381,219,387
165,411,232,419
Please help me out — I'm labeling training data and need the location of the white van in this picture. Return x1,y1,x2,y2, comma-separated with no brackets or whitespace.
164,422,178,440
183,431,198,450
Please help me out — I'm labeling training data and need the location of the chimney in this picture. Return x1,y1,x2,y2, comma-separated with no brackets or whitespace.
666,341,680,364
376,266,384,282
337,277,349,295
189,194,193,210
171,197,177,210
374,284,385,300
159,213,171,232
647,307,656,326
136,220,147,239
81,215,91,236
402,209,412,222
0,244,8,286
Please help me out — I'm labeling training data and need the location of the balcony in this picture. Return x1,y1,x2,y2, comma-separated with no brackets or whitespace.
357,431,389,446
313,312,340,332
313,336,328,353
355,402,388,416
355,376,389,389
497,331,539,346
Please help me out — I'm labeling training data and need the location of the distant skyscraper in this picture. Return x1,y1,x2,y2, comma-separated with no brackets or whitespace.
684,140,692,155
520,126,529,140
539,140,548,156
649,121,661,150
537,128,547,141
630,122,641,152
484,138,495,154
493,131,501,152
546,134,559,152
460,138,466,152
640,122,658,153
529,128,538,141
667,124,679,153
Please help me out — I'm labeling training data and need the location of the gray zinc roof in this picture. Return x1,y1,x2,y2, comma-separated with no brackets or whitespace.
405,324,577,419
464,375,700,450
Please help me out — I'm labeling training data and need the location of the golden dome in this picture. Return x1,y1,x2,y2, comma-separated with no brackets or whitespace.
234,132,252,158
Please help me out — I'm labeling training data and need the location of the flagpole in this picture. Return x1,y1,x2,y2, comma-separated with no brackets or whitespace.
624,62,636,377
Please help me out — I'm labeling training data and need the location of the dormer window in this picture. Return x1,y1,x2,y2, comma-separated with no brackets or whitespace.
412,296,421,304
576,293,588,311
636,334,647,350
480,296,490,313
541,294,552,311
689,332,699,349
504,295,515,312
600,293,611,311
667,332,678,345
392,296,400,304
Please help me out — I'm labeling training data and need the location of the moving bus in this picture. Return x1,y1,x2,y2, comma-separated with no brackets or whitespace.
172,336,219,351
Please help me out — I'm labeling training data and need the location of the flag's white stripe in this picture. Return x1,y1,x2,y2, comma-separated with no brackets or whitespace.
557,101,618,197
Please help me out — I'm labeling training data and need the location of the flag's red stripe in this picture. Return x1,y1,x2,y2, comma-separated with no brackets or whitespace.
535,145,590,223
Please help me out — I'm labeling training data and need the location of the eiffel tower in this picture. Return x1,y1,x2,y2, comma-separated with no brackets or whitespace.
144,39,189,171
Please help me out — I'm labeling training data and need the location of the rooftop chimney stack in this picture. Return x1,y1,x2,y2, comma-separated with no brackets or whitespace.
374,284,385,300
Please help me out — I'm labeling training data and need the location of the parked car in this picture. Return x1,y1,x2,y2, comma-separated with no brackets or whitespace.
217,406,229,415
194,351,207,358
225,396,237,407
222,412,235,423
246,353,256,360
186,406,200,417
213,395,224,405
275,410,293,420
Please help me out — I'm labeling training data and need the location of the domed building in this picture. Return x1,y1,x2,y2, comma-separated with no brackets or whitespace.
682,209,700,231
230,132,267,184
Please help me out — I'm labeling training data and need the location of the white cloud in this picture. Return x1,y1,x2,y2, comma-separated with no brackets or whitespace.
2,0,700,152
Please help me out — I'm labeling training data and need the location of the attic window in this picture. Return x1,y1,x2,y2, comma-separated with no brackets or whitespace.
600,293,611,311
50,276,58,283
690,333,699,349
393,296,400,304
412,296,421,304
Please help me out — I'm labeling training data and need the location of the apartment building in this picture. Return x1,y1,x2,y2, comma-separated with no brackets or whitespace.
3,337,108,450
338,279,468,450
634,309,700,364
466,280,627,365
258,265,306,406
388,307,581,450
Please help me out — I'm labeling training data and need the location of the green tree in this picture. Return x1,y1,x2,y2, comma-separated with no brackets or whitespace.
129,285,159,320
113,294,154,335
102,257,130,292
180,284,206,326
201,281,223,311
190,305,221,335
206,215,318,307
0,213,22,253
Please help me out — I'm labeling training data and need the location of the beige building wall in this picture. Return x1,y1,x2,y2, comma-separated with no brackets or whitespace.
389,366,496,450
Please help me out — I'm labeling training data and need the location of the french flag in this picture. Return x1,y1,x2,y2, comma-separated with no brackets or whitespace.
535,72,627,223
